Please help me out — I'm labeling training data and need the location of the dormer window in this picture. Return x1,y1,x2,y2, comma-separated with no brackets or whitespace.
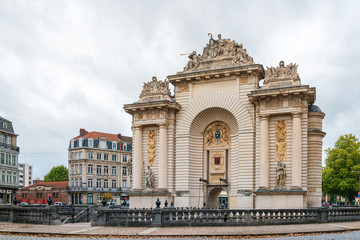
88,139,94,148
123,143,127,151
100,140,106,149
2,122,7,129
112,142,117,150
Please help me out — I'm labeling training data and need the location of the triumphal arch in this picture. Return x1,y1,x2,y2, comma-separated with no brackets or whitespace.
124,34,325,209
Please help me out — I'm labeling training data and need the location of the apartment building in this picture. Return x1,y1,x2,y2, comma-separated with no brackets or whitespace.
18,163,33,188
68,128,132,205
0,117,20,204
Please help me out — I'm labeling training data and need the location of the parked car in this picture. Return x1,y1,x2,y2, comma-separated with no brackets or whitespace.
106,201,115,206
19,202,29,205
54,202,66,206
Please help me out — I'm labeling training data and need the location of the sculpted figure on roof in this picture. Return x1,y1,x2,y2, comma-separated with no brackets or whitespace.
265,61,300,81
138,76,171,102
183,33,255,72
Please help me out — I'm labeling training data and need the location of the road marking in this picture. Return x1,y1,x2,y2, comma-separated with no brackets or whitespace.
69,227,101,233
139,228,159,235
328,223,357,229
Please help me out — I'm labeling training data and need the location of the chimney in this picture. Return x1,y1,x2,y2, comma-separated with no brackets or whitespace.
117,133,122,139
80,128,88,137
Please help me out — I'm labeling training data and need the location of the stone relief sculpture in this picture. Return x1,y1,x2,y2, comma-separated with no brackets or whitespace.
147,130,156,166
276,162,286,189
138,76,171,102
265,61,300,81
183,33,255,72
145,165,154,189
275,120,287,162
204,122,230,147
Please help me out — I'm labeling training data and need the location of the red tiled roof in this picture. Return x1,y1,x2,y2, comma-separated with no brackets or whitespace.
20,181,68,190
73,131,122,142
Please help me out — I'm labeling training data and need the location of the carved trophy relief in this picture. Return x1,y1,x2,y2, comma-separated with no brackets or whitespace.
147,130,156,166
275,120,287,162
138,76,172,103
204,122,230,147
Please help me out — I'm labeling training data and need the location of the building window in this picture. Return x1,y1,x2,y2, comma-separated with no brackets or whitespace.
112,166,117,176
88,178,93,187
75,178,78,187
0,134,4,144
6,136,11,146
75,164,78,174
104,153,108,160
122,180,127,189
112,142,117,150
87,193,93,204
100,140,106,149
79,164,82,173
97,152,101,160
88,139,93,147
112,154,117,161
122,155,127,162
71,179,74,187
79,138,83,147
88,152,93,159
96,165,101,175
12,156,15,165
123,143,127,151
122,167,127,175
79,177,82,186
88,165,93,174
104,166,108,175
71,165,74,174
112,180,116,189
71,153,74,160
104,179,108,188
96,179,101,188
75,152,78,159
1,153,4,164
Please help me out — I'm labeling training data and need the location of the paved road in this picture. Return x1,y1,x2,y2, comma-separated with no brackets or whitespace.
2,231,360,239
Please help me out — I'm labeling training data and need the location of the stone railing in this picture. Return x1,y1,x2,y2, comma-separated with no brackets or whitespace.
0,205,61,225
92,206,360,227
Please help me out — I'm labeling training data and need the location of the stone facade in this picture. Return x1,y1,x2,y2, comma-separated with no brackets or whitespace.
67,129,132,205
124,34,325,209
0,117,20,205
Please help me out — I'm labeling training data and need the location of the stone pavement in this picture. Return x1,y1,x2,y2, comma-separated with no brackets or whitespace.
0,221,360,238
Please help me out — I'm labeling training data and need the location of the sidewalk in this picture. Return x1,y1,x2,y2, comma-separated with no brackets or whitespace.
0,221,360,237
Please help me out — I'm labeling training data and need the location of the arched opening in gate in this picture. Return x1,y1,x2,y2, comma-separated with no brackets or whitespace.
208,187,228,208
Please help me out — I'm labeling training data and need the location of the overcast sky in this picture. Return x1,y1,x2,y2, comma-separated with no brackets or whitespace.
0,0,359,179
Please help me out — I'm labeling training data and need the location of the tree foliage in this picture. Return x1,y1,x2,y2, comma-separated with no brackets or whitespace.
44,165,69,182
100,193,114,202
322,134,360,202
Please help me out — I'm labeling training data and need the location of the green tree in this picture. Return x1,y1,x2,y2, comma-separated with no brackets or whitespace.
100,193,114,202
44,165,69,182
322,134,360,203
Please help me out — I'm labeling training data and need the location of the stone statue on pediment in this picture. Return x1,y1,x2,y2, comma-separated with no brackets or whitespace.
138,76,172,102
183,34,255,72
265,61,300,81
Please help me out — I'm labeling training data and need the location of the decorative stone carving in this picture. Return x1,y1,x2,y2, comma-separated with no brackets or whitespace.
138,76,172,102
147,130,156,166
145,165,154,189
275,162,286,189
275,120,287,162
183,33,255,72
211,151,224,171
263,61,301,88
204,122,230,147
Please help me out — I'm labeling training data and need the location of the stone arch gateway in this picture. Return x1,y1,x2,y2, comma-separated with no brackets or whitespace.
124,34,325,209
